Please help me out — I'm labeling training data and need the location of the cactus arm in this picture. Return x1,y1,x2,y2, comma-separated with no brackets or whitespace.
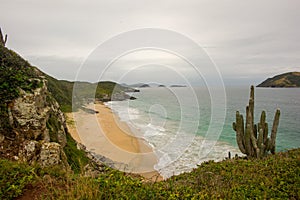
250,132,259,158
0,27,8,46
249,85,255,126
257,128,265,157
257,128,263,149
263,123,268,144
241,116,245,146
233,112,246,154
232,86,280,158
270,109,280,154
0,27,3,45
245,123,252,156
254,124,258,139
233,122,236,131
4,34,7,46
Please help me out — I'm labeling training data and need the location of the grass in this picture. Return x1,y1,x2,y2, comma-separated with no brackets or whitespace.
0,159,36,200
1,148,299,199
63,132,89,174
44,74,74,112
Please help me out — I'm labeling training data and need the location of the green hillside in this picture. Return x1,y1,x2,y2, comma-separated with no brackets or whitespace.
43,74,74,112
1,148,299,199
0,45,42,135
257,72,300,87
0,45,41,103
44,75,137,112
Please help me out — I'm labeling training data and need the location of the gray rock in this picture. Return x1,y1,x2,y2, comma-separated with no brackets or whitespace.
19,140,40,163
76,142,129,174
83,164,101,178
1,77,69,169
39,142,61,167
11,81,51,140
8,79,67,145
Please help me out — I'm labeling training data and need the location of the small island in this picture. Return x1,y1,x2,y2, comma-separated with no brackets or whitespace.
257,72,300,88
169,84,187,88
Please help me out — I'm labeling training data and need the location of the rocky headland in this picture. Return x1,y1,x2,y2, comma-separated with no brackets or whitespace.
257,72,300,88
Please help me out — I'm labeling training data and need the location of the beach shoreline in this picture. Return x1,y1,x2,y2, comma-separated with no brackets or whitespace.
65,102,162,181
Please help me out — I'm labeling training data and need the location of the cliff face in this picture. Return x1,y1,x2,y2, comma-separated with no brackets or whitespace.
257,72,300,88
1,78,69,168
0,44,69,169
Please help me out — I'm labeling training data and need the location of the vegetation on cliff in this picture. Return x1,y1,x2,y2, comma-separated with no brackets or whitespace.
0,45,41,103
1,148,299,199
257,72,300,88
0,44,43,141
0,42,93,170
44,73,137,112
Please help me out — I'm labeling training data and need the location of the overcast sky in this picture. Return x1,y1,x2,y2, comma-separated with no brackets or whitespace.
1,0,299,86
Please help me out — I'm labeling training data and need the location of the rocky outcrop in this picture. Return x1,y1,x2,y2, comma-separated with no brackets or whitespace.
76,143,128,177
257,72,300,88
39,142,66,167
0,77,69,168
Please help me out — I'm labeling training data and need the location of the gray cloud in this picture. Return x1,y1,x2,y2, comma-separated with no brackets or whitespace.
0,0,299,85
28,55,81,80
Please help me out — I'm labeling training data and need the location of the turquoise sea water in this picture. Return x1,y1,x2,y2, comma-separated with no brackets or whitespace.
106,86,300,178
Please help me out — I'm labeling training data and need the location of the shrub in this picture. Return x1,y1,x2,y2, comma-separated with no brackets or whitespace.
0,159,36,199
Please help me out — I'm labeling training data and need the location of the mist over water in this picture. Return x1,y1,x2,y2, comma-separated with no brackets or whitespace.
106,86,300,178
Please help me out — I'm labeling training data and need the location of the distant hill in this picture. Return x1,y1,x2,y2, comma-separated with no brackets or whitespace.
170,84,187,88
43,75,138,112
257,72,300,88
128,83,188,88
125,83,146,88
139,84,150,88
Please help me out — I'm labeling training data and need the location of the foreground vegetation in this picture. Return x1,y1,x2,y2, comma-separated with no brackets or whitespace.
1,148,299,199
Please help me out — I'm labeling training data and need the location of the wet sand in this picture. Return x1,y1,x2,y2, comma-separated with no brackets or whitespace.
65,103,162,181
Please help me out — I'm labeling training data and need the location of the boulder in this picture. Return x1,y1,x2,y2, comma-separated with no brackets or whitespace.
39,142,61,167
18,140,40,163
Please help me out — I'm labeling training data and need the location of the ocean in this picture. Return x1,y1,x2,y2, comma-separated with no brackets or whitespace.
105,86,300,178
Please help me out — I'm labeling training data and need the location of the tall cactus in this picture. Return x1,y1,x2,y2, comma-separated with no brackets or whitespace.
232,86,280,158
0,27,8,46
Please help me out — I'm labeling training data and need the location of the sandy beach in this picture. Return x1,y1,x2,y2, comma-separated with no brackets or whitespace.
65,103,162,181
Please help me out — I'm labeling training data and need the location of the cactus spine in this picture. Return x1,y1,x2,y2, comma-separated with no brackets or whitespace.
232,86,280,158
